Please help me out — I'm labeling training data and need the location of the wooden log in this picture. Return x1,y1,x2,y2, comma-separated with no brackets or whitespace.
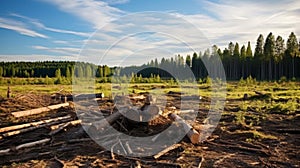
49,120,81,136
2,117,73,137
91,109,126,131
11,102,70,118
74,93,104,100
15,138,51,150
0,138,51,155
0,149,10,155
153,143,181,159
168,113,200,144
0,115,72,133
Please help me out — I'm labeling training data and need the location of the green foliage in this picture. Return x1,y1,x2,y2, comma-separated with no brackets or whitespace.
55,69,61,78
279,76,287,83
269,99,298,114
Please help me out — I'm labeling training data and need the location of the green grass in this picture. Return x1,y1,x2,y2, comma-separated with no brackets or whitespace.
1,79,299,115
0,85,72,97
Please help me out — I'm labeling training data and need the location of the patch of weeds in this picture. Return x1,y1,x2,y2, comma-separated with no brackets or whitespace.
235,130,278,140
239,101,249,112
268,99,299,114
235,111,246,126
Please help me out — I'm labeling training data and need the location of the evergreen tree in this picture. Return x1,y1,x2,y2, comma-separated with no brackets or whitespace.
240,45,246,59
66,67,71,78
254,34,264,79
55,69,61,78
0,66,3,77
286,32,299,78
275,36,285,79
186,55,191,67
264,32,275,80
246,41,253,57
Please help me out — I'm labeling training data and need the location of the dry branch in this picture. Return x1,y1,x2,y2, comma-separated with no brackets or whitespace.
15,138,51,150
11,102,70,118
198,156,205,168
153,143,181,159
169,113,200,144
206,141,270,156
0,138,51,155
0,115,72,133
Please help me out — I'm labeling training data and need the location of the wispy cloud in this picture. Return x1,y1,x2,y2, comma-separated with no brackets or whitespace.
102,0,130,5
41,0,126,29
11,13,91,37
32,45,81,56
0,54,77,62
0,17,48,38
181,0,300,48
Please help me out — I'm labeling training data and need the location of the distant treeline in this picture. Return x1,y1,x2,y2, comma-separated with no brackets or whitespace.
0,32,299,81
0,61,114,78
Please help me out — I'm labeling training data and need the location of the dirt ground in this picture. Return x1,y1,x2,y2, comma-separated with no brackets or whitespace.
0,92,299,168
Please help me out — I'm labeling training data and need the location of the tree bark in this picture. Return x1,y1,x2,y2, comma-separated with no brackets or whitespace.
12,102,70,118
0,115,72,133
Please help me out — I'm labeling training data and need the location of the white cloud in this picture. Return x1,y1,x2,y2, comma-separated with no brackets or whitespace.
41,0,126,29
11,13,91,37
0,54,77,62
0,17,48,38
183,0,300,49
102,0,130,5
32,45,81,56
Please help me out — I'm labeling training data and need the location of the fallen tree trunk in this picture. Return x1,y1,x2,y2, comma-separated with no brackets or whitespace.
2,116,73,137
168,113,200,144
0,115,72,133
11,102,70,118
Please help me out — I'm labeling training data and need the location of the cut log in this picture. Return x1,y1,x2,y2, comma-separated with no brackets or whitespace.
2,116,73,137
169,113,200,144
49,120,81,136
153,143,181,159
11,102,70,118
0,115,72,133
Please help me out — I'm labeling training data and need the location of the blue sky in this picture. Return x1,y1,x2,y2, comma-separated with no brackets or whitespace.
0,0,299,66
